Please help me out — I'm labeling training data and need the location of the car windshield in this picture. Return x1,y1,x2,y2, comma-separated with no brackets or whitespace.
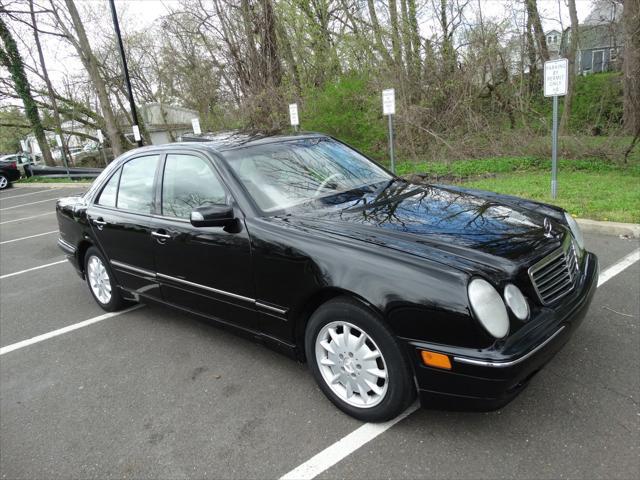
223,138,392,213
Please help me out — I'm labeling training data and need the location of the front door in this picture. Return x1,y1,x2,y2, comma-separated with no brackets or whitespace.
87,154,162,299
150,152,257,331
593,50,604,73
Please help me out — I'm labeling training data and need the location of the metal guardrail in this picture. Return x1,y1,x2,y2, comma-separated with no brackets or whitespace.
25,165,103,178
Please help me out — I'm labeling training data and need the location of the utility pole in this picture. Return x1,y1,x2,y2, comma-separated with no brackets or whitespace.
108,0,143,147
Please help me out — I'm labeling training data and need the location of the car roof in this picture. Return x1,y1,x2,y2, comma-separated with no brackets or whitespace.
176,131,329,152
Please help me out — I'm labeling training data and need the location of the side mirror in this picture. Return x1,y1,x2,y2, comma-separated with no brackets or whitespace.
190,204,235,228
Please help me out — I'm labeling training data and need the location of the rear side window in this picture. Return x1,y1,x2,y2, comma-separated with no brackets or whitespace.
161,154,226,219
96,169,120,207
117,155,159,213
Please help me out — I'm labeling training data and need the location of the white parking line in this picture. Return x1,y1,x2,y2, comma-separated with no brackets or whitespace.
0,305,143,355
0,189,52,200
597,248,640,287
0,260,67,279
0,230,58,245
280,403,419,480
0,197,60,211
0,212,54,225
278,248,640,480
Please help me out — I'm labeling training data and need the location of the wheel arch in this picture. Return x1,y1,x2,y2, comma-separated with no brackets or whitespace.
293,287,386,362
75,237,96,276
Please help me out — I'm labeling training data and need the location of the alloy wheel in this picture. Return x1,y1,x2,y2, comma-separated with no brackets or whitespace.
315,321,389,408
0,176,8,189
87,255,112,304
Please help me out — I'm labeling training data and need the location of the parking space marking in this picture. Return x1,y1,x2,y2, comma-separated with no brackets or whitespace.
598,248,639,287
280,403,419,480
0,212,54,225
0,305,143,355
279,248,640,480
0,197,60,211
0,259,67,280
0,189,52,200
0,230,58,245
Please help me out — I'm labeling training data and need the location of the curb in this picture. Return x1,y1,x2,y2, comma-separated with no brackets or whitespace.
577,218,640,239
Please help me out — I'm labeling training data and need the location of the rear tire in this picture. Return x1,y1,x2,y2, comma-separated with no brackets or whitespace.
0,175,9,190
305,296,415,422
84,247,126,312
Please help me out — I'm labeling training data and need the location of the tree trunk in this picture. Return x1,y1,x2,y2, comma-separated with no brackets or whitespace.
439,0,456,75
367,0,393,65
560,0,579,134
388,0,403,71
623,0,640,135
62,0,124,156
0,16,54,165
526,0,550,62
526,17,538,94
29,0,72,165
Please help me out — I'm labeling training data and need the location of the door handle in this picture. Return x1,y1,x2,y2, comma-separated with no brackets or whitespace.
93,218,107,230
152,231,171,240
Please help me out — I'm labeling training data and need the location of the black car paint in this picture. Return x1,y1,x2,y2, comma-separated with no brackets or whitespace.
56,134,598,408
0,164,21,185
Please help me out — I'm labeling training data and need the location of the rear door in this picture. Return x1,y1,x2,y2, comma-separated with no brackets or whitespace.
87,153,162,299
150,151,257,331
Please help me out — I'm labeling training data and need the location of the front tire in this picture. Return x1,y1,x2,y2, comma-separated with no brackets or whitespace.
84,247,126,312
305,297,415,422
0,175,9,190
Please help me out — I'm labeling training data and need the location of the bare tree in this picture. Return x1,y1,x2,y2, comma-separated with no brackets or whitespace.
51,0,125,155
560,0,579,133
0,13,54,165
622,0,640,135
525,0,549,62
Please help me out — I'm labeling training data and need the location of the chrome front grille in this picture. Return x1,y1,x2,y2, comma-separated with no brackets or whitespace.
529,235,580,305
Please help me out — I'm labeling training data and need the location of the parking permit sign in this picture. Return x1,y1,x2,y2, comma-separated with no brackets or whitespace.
544,58,568,97
191,118,201,135
289,103,299,127
382,89,395,115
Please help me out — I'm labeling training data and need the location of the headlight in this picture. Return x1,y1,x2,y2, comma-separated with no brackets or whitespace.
564,212,584,251
504,284,529,321
468,278,510,339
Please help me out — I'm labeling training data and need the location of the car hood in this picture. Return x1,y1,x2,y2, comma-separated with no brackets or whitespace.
280,181,565,273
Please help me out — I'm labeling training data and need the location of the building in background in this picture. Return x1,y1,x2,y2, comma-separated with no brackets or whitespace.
137,103,197,145
561,0,624,75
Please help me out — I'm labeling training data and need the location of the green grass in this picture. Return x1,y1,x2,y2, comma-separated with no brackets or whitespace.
392,156,640,223
16,177,93,184
462,171,640,223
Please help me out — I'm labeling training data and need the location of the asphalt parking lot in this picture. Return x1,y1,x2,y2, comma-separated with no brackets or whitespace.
0,185,638,480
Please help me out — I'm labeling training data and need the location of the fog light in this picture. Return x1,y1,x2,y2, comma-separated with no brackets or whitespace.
420,350,452,370
504,284,530,321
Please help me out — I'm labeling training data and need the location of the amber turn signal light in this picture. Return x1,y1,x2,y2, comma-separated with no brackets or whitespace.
420,350,452,370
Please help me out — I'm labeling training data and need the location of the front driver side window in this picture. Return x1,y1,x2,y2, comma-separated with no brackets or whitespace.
162,154,226,219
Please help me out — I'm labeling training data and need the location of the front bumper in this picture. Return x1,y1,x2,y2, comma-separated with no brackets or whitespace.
406,251,599,410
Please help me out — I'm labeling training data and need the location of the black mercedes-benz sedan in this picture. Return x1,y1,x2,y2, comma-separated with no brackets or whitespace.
56,132,598,422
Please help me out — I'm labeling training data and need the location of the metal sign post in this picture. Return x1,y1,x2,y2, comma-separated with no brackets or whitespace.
289,103,299,131
382,89,396,173
544,58,568,199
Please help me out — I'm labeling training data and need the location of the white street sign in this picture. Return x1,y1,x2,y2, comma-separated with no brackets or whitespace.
544,58,568,97
132,125,141,142
382,88,395,115
97,129,104,144
289,103,299,126
55,134,63,147
20,139,28,152
191,118,201,135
